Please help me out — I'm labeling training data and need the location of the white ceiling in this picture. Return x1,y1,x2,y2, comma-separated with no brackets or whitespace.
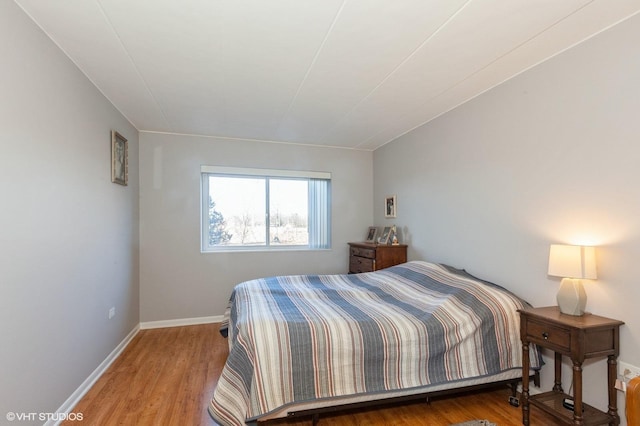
14,0,640,150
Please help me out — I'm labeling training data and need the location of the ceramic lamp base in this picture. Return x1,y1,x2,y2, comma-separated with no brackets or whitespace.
557,277,587,316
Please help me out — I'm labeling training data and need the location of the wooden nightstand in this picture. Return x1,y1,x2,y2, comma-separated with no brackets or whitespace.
348,242,407,273
519,306,624,426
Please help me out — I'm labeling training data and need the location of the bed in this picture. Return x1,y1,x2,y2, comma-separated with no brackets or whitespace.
209,260,541,425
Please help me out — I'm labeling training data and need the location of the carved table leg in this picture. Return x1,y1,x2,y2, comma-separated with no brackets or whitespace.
608,355,620,425
554,352,563,392
522,342,530,426
573,361,584,425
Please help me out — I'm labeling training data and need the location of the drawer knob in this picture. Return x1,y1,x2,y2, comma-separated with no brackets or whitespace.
542,332,549,340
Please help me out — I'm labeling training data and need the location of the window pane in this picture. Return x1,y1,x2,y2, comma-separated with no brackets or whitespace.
208,176,266,246
201,167,330,252
269,179,308,246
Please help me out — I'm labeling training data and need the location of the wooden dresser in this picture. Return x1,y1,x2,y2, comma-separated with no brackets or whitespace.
348,242,408,273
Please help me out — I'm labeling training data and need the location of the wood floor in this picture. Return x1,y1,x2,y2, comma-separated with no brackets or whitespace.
63,323,560,425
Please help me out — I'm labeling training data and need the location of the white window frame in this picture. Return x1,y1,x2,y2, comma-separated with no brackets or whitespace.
200,166,331,252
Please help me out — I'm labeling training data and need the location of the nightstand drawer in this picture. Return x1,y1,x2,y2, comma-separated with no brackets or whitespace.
350,256,373,273
350,246,375,259
526,319,571,352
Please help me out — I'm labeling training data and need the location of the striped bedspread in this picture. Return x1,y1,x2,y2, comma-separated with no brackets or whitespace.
209,261,540,425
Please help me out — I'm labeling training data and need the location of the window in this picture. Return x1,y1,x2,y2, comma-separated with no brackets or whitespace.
201,166,331,252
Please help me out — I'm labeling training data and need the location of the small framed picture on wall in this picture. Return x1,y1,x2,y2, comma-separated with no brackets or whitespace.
111,130,128,186
384,195,396,218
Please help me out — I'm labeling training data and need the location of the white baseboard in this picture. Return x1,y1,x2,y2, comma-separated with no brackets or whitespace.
47,324,140,426
139,315,223,329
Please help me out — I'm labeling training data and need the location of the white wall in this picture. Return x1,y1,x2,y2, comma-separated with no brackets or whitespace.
374,13,640,422
0,2,139,423
139,132,372,322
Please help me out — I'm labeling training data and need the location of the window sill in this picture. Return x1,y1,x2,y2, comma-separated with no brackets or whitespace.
201,247,332,254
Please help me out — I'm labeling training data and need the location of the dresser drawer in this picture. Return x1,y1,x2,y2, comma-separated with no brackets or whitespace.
348,242,407,274
526,319,571,352
350,256,374,273
350,246,376,259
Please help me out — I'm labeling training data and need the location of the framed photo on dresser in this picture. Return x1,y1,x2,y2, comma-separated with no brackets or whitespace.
378,226,392,244
365,227,378,243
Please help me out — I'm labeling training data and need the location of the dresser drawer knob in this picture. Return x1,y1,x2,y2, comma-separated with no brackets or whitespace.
542,332,549,340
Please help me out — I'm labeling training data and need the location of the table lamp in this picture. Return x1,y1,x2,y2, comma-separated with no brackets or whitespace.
548,244,597,316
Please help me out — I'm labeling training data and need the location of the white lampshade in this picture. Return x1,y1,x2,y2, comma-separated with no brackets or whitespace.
548,244,597,316
548,244,597,279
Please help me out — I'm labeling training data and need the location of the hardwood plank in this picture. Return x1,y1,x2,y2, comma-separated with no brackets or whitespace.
63,323,559,425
